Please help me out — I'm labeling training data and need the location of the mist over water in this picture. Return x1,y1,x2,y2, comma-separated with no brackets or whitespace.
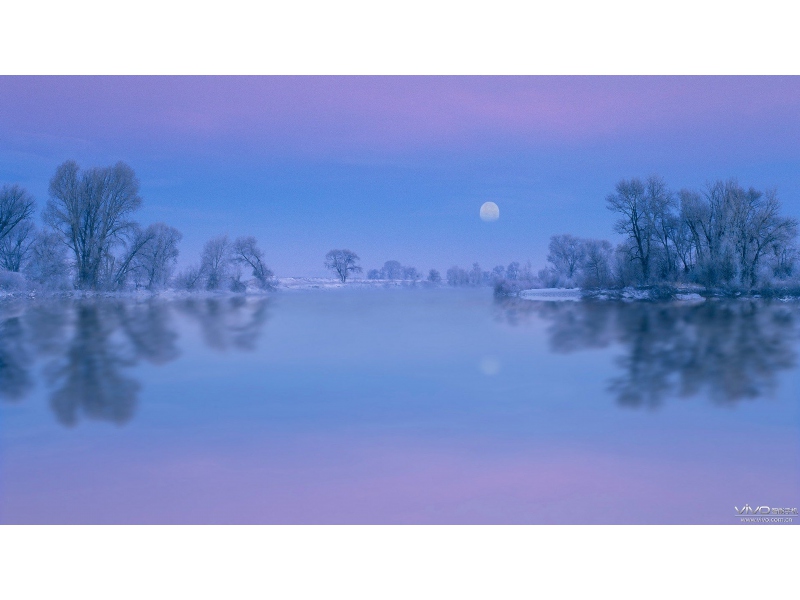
1,290,798,523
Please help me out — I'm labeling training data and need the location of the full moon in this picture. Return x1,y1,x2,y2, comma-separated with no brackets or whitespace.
479,201,500,222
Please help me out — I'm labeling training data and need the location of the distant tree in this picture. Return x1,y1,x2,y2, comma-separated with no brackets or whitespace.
547,234,586,280
367,269,382,280
324,249,362,283
26,231,70,288
129,223,183,289
402,266,419,280
382,260,403,280
506,261,520,281
232,236,274,289
578,239,614,288
44,161,144,289
491,265,505,280
446,266,470,286
771,245,798,280
201,235,232,290
175,265,203,290
427,268,441,283
469,263,482,286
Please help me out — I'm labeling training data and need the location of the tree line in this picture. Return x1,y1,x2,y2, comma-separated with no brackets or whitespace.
0,161,276,293
534,175,798,291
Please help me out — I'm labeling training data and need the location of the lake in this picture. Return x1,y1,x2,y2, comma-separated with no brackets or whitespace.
1,289,798,524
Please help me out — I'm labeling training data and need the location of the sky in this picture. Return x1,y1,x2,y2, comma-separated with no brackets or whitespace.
2,76,800,277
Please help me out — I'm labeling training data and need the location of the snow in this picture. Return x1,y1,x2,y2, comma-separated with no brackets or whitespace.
518,288,582,301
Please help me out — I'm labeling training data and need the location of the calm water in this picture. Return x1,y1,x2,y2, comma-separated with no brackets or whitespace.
1,289,798,524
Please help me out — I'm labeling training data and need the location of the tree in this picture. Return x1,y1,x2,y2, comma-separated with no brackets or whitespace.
0,219,35,272
578,239,614,288
324,249,362,282
469,262,482,286
646,176,678,280
201,235,232,290
547,234,586,280
0,184,35,243
130,223,183,289
402,266,419,280
506,261,520,281
232,236,274,289
382,260,403,280
175,265,203,290
446,266,470,286
26,231,70,288
606,177,653,282
44,161,143,289
427,269,441,283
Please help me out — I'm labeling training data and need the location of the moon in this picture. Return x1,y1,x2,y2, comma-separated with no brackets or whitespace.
480,201,500,222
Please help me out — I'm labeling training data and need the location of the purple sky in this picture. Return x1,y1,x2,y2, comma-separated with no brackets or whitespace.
2,76,799,276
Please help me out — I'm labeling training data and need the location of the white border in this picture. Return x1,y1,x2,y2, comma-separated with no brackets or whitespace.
2,1,800,75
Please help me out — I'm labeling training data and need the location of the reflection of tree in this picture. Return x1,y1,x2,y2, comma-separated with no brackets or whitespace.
176,297,270,351
0,312,32,402
116,300,180,365
496,297,800,408
1,296,270,426
49,304,140,426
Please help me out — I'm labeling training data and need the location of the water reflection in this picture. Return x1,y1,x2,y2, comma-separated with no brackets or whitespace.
0,297,270,426
496,298,800,408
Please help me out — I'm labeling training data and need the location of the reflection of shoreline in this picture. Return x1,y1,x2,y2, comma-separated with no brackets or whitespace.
496,297,800,408
0,297,270,427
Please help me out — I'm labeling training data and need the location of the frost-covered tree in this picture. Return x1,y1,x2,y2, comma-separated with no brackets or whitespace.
200,235,232,290
175,265,203,291
547,234,586,281
578,239,614,288
324,249,362,283
427,269,441,283
129,223,183,290
0,219,35,272
232,236,274,289
506,261,520,281
44,161,144,289
446,266,470,286
606,177,653,283
26,231,70,288
0,184,35,243
382,260,403,280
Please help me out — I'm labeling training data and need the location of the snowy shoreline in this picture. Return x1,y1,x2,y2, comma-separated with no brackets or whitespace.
3,278,800,303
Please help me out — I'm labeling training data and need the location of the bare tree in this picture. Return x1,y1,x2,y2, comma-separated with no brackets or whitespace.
0,184,35,242
469,262,482,286
382,260,403,280
646,176,678,279
175,265,203,290
446,265,470,286
427,269,441,283
129,223,183,289
232,236,274,289
547,234,586,280
201,235,232,290
402,266,419,280
606,178,653,282
506,262,520,280
578,239,614,288
324,249,362,282
0,220,35,272
26,231,70,288
44,161,143,289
